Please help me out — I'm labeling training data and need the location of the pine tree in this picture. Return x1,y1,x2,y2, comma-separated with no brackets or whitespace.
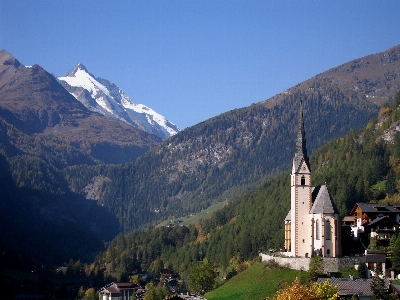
386,168,397,195
358,263,368,279
390,231,400,273
370,264,388,300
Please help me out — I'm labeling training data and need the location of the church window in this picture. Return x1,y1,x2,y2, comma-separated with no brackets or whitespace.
327,249,330,255
301,176,305,185
326,220,331,240
316,220,320,240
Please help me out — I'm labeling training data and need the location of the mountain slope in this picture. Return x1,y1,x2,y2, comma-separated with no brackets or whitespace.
0,50,162,167
84,44,400,231
58,63,180,139
0,49,163,264
99,94,400,283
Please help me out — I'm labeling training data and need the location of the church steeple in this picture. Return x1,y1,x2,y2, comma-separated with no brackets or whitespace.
293,98,310,173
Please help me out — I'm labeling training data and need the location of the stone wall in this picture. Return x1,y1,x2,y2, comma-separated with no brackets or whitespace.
260,253,361,273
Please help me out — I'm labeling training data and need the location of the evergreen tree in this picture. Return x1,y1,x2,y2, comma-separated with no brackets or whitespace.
386,168,397,195
358,263,368,279
390,231,400,273
370,264,388,300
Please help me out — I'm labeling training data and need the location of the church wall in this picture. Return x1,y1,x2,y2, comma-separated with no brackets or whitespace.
260,253,361,273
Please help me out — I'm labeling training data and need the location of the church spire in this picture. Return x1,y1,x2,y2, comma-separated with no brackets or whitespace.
293,98,310,172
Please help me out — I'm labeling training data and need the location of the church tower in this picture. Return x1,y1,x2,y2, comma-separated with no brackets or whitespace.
284,99,342,258
290,99,313,257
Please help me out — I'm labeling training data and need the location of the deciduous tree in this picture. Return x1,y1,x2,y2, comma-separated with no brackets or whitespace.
188,258,216,294
267,277,339,300
308,255,324,282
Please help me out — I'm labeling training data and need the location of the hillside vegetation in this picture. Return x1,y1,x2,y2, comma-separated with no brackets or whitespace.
205,262,307,300
97,91,400,284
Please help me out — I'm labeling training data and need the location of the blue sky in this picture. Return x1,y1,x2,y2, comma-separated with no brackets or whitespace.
1,1,399,129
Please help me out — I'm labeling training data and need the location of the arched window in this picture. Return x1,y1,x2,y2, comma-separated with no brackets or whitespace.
326,220,331,240
301,176,305,186
316,219,320,240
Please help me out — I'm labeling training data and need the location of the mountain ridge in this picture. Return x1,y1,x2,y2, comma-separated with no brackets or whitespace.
264,44,400,109
58,63,180,139
0,50,162,166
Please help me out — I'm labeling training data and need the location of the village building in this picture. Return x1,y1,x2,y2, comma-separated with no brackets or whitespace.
98,282,143,300
284,100,342,258
349,202,400,240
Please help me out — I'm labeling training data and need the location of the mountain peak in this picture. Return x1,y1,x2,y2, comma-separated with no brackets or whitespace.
58,65,180,139
65,62,89,77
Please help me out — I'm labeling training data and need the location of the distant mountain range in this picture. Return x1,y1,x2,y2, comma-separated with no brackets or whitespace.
58,63,180,139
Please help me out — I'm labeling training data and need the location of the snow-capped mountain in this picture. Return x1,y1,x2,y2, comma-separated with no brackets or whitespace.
58,63,180,139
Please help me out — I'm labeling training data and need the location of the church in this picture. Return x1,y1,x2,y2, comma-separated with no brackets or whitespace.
284,100,342,258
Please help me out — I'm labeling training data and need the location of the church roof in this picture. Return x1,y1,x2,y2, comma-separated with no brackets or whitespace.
293,99,310,173
310,185,339,214
284,210,291,221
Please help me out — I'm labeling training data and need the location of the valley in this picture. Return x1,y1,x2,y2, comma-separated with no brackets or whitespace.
2,44,400,299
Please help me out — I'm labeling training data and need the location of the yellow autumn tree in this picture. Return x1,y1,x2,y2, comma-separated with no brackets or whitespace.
311,280,340,300
267,278,339,300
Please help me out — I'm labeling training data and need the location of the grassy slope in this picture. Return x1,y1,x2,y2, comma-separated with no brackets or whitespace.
156,201,227,227
205,262,307,300
205,262,359,300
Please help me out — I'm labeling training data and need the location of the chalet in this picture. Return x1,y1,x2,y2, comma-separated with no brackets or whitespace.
350,203,400,239
98,282,140,300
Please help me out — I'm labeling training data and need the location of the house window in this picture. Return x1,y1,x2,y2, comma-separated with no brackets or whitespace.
316,220,320,240
301,176,305,185
326,220,331,240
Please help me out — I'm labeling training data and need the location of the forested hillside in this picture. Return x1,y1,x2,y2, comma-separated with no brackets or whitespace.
75,45,400,232
98,92,400,283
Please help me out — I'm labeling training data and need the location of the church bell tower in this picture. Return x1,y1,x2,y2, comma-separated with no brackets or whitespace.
290,99,313,257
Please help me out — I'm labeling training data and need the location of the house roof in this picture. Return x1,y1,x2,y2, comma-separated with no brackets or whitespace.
362,254,386,263
343,216,354,222
362,250,387,263
310,185,339,214
103,286,121,294
317,278,390,296
350,202,400,215
366,215,398,227
99,282,138,294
